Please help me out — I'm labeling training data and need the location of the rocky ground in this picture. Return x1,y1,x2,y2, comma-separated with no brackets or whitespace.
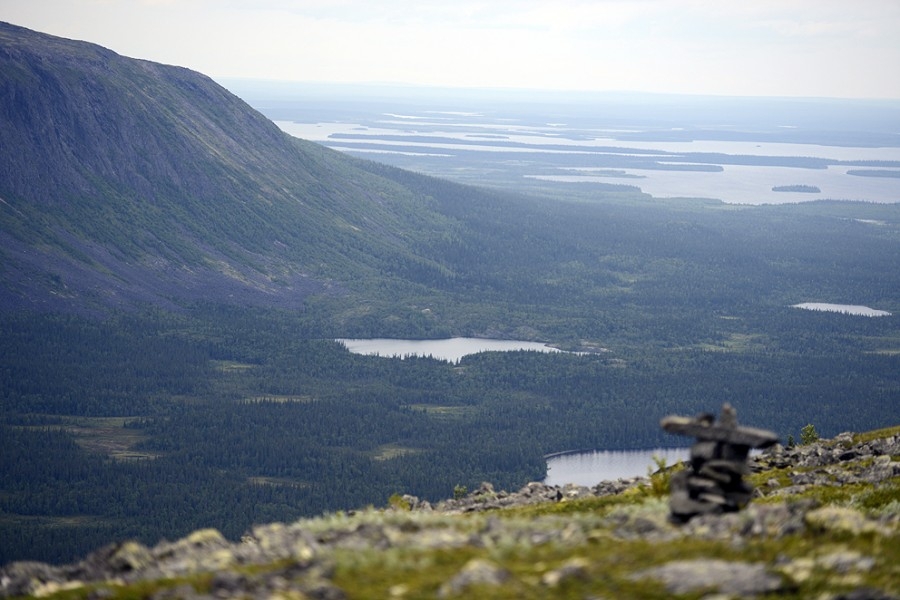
2,428,899,599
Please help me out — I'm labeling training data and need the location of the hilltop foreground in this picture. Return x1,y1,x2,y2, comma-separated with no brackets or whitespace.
3,427,898,600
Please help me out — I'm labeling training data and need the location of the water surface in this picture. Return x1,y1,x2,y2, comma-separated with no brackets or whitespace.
792,303,892,317
337,337,563,363
277,119,900,205
544,448,690,487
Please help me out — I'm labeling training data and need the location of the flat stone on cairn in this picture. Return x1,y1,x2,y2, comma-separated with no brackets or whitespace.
661,403,778,522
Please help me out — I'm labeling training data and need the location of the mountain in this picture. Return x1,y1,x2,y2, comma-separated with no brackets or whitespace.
3,20,899,337
0,21,456,313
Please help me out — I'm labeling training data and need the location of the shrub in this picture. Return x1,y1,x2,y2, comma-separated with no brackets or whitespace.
387,493,410,511
647,455,683,498
453,484,468,500
800,423,820,445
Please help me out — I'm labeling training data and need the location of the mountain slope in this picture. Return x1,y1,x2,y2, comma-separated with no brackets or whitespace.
0,21,455,312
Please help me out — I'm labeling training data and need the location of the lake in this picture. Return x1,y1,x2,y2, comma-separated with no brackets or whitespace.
792,303,892,317
527,164,900,205
336,337,564,363
275,118,900,205
544,448,690,487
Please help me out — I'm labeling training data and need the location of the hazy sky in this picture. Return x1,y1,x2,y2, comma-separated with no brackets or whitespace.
4,0,900,98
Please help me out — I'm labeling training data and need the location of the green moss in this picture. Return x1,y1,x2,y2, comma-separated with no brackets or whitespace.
853,425,900,445
502,490,645,519
333,546,479,599
32,573,215,600
748,466,796,500
854,478,900,513
647,457,685,498
29,498,900,600
332,526,899,599
388,493,412,511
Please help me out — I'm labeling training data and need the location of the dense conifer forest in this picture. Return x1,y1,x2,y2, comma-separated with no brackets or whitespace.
4,172,900,564
3,216,899,563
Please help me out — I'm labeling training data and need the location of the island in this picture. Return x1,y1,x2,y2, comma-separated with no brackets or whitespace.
772,184,821,193
846,169,900,178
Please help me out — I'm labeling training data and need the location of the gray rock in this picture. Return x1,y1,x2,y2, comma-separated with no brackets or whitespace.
72,541,154,581
690,440,719,464
439,558,510,597
541,557,590,587
698,459,747,482
209,571,247,595
632,559,785,596
0,561,65,598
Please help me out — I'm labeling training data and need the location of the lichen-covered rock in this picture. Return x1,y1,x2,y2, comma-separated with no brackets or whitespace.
541,556,590,587
438,558,510,597
632,559,785,596
0,562,65,598
805,506,888,536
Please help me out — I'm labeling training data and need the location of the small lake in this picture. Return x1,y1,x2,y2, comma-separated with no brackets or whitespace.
336,337,564,363
544,448,690,487
792,303,892,317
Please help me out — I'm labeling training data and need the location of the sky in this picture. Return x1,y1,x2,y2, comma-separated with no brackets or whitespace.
3,0,900,99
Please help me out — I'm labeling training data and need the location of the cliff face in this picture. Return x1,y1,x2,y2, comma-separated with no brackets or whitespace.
3,427,898,599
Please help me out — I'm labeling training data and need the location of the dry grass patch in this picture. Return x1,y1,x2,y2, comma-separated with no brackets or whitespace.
372,444,424,461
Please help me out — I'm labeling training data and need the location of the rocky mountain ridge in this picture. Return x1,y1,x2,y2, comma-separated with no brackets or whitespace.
3,427,898,599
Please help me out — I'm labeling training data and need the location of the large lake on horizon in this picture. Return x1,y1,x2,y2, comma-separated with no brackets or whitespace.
544,448,691,487
277,119,900,205
336,337,565,363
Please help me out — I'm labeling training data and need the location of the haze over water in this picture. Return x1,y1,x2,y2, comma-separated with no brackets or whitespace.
266,90,900,206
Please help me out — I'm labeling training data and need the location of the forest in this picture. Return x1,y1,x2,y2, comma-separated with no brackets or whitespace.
3,183,900,564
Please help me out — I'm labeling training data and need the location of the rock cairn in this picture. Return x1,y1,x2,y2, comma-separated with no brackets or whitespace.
662,403,778,522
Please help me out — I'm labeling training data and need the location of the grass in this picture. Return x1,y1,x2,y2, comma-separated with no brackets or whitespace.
22,487,900,600
695,332,770,353
18,416,157,461
330,491,900,599
240,394,317,404
853,424,900,445
372,444,425,461
404,404,474,419
210,360,257,372
247,476,310,488
0,514,118,528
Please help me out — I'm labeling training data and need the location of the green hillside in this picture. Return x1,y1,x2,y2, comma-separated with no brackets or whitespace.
0,21,458,312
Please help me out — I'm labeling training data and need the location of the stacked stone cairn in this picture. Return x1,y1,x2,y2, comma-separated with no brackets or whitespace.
662,403,779,522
